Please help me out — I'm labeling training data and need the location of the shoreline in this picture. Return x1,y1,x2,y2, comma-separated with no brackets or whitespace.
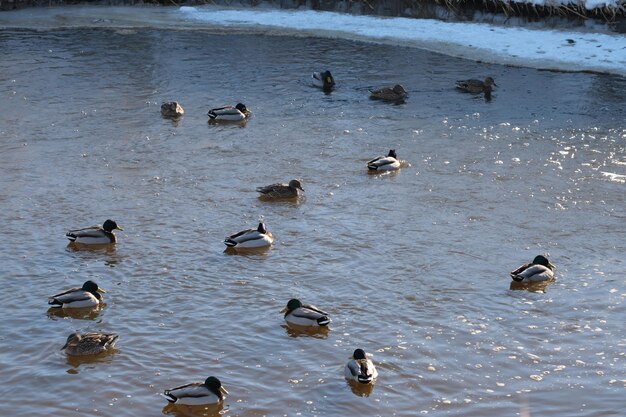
1,0,625,28
1,4,624,77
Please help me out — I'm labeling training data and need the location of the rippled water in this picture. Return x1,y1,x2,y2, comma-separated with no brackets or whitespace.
0,16,625,417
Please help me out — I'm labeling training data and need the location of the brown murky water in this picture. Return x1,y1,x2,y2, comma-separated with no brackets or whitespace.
0,8,625,417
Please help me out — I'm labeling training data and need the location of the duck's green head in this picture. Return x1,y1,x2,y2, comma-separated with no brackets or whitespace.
388,149,397,159
533,255,555,270
281,298,302,313
83,280,106,294
235,103,248,113
103,219,123,232
353,349,367,360
204,376,229,397
322,70,334,86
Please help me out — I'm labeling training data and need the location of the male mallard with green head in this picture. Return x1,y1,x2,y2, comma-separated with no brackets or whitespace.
208,103,250,122
345,349,378,384
224,221,273,249
367,149,400,171
510,254,555,282
312,70,335,92
164,376,228,405
48,280,106,309
66,219,123,245
280,298,330,327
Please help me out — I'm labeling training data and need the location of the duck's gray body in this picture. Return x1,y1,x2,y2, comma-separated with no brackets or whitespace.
224,222,273,248
510,255,555,282
208,103,250,121
367,150,400,171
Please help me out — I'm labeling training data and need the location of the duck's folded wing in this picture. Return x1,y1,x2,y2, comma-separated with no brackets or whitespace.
346,360,360,377
516,264,549,279
49,289,90,304
49,287,81,299
227,228,255,240
256,184,280,194
164,382,207,399
510,263,531,277
301,304,329,316
291,308,324,320
367,156,383,165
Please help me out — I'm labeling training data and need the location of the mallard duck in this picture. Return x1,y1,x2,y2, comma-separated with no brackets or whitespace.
48,280,106,309
456,77,496,93
344,349,378,384
66,219,123,245
164,376,228,405
256,179,304,199
312,70,335,92
224,221,273,249
207,103,250,122
510,255,555,282
161,101,184,118
281,298,330,327
61,331,119,356
367,149,400,171
369,84,407,101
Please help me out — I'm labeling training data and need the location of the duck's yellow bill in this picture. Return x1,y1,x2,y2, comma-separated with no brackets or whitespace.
97,287,107,293
279,307,288,313
219,386,229,395
116,225,124,231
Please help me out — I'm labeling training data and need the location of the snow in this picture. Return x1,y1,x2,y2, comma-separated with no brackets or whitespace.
179,6,626,76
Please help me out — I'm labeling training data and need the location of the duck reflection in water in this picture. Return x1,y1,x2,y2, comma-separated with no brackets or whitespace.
282,323,330,339
47,305,103,321
346,379,375,397
509,280,551,294
162,402,225,417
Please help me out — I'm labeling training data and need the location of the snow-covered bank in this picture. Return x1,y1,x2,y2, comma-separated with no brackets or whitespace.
0,5,624,76
179,6,626,76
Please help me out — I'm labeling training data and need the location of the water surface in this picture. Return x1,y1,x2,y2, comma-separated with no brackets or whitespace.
0,19,625,417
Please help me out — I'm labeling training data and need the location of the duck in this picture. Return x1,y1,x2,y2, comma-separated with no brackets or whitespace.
312,70,335,92
344,349,378,384
281,298,330,327
66,219,123,245
48,280,106,309
510,254,555,282
207,103,250,122
456,77,496,94
161,101,184,118
256,179,304,199
224,221,273,249
164,376,228,405
369,84,407,101
61,331,119,356
367,149,401,171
